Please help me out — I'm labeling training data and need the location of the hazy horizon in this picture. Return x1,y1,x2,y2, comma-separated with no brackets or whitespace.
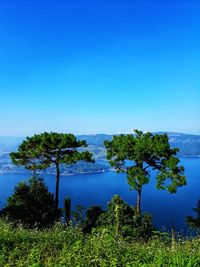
0,130,200,138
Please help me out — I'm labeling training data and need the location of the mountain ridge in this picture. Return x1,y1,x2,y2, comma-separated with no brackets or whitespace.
0,132,199,175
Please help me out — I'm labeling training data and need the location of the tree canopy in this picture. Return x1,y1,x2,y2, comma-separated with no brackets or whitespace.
104,130,186,213
1,176,57,228
97,195,155,239
10,132,94,213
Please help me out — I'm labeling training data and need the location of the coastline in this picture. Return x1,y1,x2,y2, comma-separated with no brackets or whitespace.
0,169,108,177
0,155,200,176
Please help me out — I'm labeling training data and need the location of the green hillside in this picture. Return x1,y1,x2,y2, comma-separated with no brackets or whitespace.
0,220,199,267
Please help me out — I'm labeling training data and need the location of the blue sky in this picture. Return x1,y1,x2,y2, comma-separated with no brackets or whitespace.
0,0,199,136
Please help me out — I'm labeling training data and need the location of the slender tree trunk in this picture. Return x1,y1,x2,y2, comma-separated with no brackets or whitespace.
136,188,142,214
55,163,60,215
171,226,176,251
64,197,71,225
115,203,121,240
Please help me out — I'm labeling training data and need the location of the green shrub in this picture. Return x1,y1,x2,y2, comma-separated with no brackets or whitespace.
83,206,104,233
0,176,59,228
186,199,200,233
0,219,199,266
97,195,155,239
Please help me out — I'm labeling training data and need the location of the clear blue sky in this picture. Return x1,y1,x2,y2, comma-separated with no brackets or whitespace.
0,0,199,136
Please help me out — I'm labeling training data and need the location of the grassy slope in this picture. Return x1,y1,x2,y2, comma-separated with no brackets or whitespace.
0,220,199,267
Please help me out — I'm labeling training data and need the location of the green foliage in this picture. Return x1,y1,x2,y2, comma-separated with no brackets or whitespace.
0,219,199,266
71,205,86,227
104,130,186,213
97,195,134,227
97,195,155,239
10,132,94,212
10,132,93,169
186,200,200,232
83,206,104,233
64,197,71,225
0,176,58,228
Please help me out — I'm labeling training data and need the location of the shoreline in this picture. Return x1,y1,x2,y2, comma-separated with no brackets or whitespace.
0,156,200,176
0,169,109,177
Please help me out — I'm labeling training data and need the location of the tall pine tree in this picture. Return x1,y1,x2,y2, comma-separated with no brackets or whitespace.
10,132,94,214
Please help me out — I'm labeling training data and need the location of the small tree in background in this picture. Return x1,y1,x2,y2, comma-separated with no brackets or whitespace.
186,200,200,232
64,197,71,225
83,206,104,233
10,132,94,215
1,176,57,228
97,195,155,239
105,130,186,214
98,195,134,227
72,205,86,227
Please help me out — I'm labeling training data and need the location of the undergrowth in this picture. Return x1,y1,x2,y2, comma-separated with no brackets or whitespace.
0,220,199,267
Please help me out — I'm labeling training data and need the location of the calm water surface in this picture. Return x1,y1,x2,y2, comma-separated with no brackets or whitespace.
0,158,199,232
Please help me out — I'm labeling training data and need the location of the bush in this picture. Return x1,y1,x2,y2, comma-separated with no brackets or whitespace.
0,220,199,266
1,176,59,228
186,199,200,233
83,206,104,233
97,195,155,239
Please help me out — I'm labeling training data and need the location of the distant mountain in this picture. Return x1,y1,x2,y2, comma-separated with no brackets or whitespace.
77,132,200,158
77,134,113,145
0,132,199,175
165,132,200,157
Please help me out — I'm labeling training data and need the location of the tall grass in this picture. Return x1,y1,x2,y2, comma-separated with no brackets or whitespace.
0,220,199,267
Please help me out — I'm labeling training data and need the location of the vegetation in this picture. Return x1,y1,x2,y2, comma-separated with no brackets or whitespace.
0,130,198,266
10,132,94,214
105,130,186,213
0,220,199,267
1,133,200,175
186,200,200,233
0,176,58,228
64,197,71,225
83,206,104,233
97,195,155,239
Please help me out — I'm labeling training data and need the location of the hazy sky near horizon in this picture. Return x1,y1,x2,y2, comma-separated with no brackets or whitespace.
0,0,199,136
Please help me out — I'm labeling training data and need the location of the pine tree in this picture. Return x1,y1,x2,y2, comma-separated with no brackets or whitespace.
10,132,94,214
105,130,186,214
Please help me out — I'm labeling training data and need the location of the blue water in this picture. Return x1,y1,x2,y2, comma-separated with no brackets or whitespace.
0,158,199,232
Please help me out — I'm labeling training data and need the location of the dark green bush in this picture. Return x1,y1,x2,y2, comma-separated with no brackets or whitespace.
186,199,200,233
1,176,59,228
83,206,104,233
97,195,155,239
64,197,71,225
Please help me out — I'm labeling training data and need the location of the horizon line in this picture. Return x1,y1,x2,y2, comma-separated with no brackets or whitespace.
0,130,200,138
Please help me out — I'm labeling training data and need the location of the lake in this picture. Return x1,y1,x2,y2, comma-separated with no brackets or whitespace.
0,157,199,233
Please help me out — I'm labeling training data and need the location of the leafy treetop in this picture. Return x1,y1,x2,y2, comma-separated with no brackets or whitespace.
10,132,93,171
105,130,186,194
10,132,94,213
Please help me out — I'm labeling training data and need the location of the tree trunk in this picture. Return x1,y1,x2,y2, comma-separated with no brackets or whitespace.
115,203,121,239
55,163,60,215
64,197,71,225
136,188,142,214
